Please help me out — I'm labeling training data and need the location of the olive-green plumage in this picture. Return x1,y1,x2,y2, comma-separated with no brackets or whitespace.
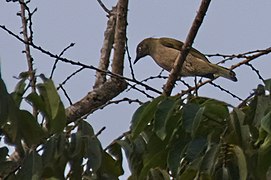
134,37,237,82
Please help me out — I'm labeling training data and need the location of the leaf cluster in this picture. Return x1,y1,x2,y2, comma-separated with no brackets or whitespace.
111,79,271,180
0,74,123,179
1,73,271,180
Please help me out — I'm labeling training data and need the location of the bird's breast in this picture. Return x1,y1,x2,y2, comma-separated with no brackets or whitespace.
150,46,179,71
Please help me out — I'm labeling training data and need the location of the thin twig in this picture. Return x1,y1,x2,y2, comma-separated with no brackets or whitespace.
57,67,84,89
245,62,265,83
237,92,255,108
95,126,106,137
126,37,136,80
163,0,212,96
96,0,111,15
58,84,73,105
209,81,243,101
231,47,271,69
50,42,75,79
94,97,143,113
208,48,271,65
126,82,155,99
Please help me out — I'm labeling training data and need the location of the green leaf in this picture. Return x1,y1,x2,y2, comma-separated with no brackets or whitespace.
50,102,66,134
41,134,68,179
98,151,124,178
131,96,166,138
227,108,244,145
139,150,167,180
255,127,267,147
261,111,271,134
257,134,271,179
78,120,95,136
199,144,220,175
55,133,66,159
26,92,47,115
254,95,271,126
76,121,103,173
178,158,201,180
128,136,146,175
42,135,58,167
185,138,207,162
0,147,9,162
3,105,21,145
191,107,205,138
107,141,123,166
37,78,66,134
69,156,83,180
113,140,132,160
183,103,200,133
147,168,170,180
144,134,166,162
202,99,229,122
18,110,45,146
69,133,84,179
0,161,18,177
69,133,83,158
154,97,178,140
85,136,102,172
167,128,189,177
230,144,247,180
17,151,42,180
0,78,10,126
264,78,271,92
10,78,27,107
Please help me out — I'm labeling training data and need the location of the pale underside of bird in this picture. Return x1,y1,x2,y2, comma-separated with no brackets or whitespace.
134,37,237,82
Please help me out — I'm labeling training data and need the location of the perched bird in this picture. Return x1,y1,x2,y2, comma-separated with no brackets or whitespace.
134,37,237,82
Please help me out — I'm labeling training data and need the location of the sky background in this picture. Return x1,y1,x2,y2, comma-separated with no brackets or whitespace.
1,0,271,179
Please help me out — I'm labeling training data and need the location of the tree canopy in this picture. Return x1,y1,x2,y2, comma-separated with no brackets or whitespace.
1,0,271,179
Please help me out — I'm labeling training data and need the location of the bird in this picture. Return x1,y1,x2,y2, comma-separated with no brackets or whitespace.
134,37,237,82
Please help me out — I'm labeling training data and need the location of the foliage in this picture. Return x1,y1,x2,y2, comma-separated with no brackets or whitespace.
1,74,271,179
0,75,123,179
107,79,271,180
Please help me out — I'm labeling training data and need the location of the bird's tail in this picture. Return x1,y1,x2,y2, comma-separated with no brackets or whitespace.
211,64,238,82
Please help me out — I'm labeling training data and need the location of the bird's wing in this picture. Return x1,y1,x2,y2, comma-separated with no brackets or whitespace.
159,37,210,63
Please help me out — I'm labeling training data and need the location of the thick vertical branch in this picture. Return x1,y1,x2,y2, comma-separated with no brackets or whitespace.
111,0,128,76
163,0,211,96
66,0,129,123
93,8,116,89
19,1,36,93
19,1,37,117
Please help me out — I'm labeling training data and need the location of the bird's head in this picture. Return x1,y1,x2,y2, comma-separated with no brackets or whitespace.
134,38,152,64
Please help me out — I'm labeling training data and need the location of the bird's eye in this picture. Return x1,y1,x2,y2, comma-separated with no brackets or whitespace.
138,46,142,52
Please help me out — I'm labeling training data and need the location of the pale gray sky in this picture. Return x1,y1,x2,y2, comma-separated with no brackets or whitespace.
1,1,271,179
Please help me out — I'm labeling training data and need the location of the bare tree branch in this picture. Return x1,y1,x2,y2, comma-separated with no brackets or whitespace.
66,0,129,123
50,42,75,79
111,0,128,76
163,0,211,96
93,8,116,89
19,0,37,114
66,79,127,123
